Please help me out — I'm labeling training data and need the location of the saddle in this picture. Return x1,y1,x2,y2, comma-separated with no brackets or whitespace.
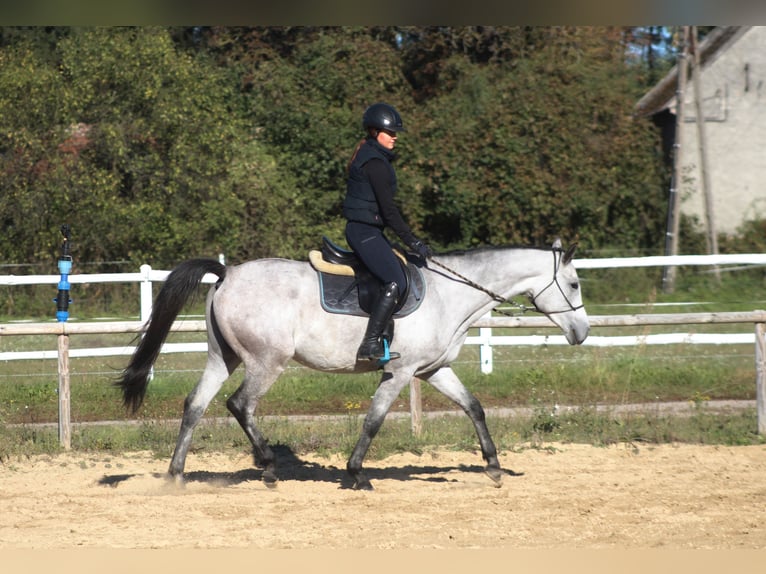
308,236,426,318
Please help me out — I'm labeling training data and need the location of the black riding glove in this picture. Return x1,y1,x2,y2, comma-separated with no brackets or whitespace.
411,240,433,260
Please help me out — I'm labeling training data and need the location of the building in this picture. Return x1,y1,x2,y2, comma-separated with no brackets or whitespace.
636,26,766,237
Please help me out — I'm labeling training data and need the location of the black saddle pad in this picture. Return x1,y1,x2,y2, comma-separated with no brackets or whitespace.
316,263,426,318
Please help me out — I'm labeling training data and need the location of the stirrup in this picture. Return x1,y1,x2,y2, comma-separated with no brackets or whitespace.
377,338,401,366
357,338,400,364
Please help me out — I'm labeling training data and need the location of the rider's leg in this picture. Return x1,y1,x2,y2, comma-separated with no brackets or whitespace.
345,223,407,362
356,281,401,362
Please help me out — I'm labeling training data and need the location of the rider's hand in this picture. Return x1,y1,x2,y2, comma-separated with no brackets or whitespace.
411,240,433,260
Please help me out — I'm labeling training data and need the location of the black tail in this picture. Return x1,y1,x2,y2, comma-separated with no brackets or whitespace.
115,258,226,413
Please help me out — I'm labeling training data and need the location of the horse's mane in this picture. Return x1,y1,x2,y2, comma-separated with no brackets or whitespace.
436,244,550,257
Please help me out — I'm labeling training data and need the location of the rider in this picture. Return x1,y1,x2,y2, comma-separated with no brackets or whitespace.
343,102,433,363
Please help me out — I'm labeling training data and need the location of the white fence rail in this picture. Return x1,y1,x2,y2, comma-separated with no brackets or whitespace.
3,253,766,358
3,253,766,445
2,311,766,444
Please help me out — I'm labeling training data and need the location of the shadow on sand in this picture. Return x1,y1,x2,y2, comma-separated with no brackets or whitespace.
97,444,523,490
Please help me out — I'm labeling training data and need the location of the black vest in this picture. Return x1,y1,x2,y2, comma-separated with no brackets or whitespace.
342,139,397,227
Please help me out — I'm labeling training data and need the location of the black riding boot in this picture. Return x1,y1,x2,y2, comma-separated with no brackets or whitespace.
356,282,401,362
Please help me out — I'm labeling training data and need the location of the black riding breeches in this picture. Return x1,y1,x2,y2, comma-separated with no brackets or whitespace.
345,222,407,299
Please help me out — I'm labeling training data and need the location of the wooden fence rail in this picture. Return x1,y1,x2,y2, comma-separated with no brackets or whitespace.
2,311,765,447
4,253,766,447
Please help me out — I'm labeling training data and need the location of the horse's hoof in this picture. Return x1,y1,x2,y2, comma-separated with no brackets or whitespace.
485,466,504,488
262,470,279,489
354,480,374,491
165,472,185,488
351,474,374,491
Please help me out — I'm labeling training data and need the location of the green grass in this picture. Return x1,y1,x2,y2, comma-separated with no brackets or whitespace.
1,405,761,464
0,340,757,425
1,262,765,459
0,337,762,462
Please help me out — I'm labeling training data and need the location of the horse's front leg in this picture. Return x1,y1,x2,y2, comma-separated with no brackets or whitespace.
423,366,504,486
347,371,410,490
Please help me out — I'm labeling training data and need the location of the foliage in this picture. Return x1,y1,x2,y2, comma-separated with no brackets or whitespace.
406,38,668,250
0,26,699,271
219,26,417,255
0,27,285,268
720,218,766,254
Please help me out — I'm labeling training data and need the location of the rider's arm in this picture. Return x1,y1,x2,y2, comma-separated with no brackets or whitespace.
364,159,418,248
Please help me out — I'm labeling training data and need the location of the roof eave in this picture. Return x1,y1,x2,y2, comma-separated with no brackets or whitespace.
634,26,747,118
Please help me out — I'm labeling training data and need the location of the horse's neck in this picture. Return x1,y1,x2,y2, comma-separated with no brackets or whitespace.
434,247,549,318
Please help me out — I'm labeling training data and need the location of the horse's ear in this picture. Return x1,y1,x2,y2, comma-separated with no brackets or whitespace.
552,237,562,250
563,243,578,265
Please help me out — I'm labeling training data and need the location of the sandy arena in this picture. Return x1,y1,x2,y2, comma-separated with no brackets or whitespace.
1,442,765,551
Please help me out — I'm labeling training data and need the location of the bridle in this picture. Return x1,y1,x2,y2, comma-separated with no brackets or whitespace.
428,247,584,318
528,247,585,315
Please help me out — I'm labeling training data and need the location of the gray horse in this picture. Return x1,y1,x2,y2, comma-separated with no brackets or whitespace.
117,239,589,490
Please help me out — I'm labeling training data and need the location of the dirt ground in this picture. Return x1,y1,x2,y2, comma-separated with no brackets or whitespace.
1,443,765,550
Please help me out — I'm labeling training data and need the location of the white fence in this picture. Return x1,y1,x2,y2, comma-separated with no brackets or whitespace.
3,253,766,360
2,253,766,445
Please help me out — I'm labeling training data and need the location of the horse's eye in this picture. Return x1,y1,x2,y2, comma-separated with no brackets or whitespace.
570,282,579,290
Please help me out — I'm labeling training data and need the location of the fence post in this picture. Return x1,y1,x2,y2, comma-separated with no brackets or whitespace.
409,378,422,436
479,312,493,374
140,264,153,325
55,225,72,449
139,264,155,381
755,322,765,435
57,333,71,449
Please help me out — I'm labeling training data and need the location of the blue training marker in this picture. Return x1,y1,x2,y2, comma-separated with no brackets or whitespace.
54,225,72,322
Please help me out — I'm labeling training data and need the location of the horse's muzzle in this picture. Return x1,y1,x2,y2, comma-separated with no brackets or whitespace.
567,322,590,345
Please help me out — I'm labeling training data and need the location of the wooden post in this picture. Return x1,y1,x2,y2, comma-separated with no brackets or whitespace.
409,378,422,437
663,26,689,294
690,26,721,283
755,322,766,435
57,333,72,449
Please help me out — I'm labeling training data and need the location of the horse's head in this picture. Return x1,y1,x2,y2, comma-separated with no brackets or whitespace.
528,238,590,345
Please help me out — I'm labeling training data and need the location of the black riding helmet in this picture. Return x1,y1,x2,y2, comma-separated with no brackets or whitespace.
362,102,407,133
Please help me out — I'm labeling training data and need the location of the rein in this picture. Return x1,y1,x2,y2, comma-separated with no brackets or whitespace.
428,247,583,318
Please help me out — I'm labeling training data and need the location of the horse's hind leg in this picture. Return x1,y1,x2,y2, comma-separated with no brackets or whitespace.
225,362,285,487
423,367,504,486
168,353,238,482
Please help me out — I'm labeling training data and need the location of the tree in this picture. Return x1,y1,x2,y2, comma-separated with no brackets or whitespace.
0,27,286,267
206,27,416,255
0,26,673,270
402,27,668,251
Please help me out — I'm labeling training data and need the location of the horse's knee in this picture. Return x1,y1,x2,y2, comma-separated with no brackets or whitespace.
464,395,486,422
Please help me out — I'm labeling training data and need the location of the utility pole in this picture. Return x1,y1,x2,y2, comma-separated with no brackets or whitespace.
690,25,721,283
662,26,689,294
